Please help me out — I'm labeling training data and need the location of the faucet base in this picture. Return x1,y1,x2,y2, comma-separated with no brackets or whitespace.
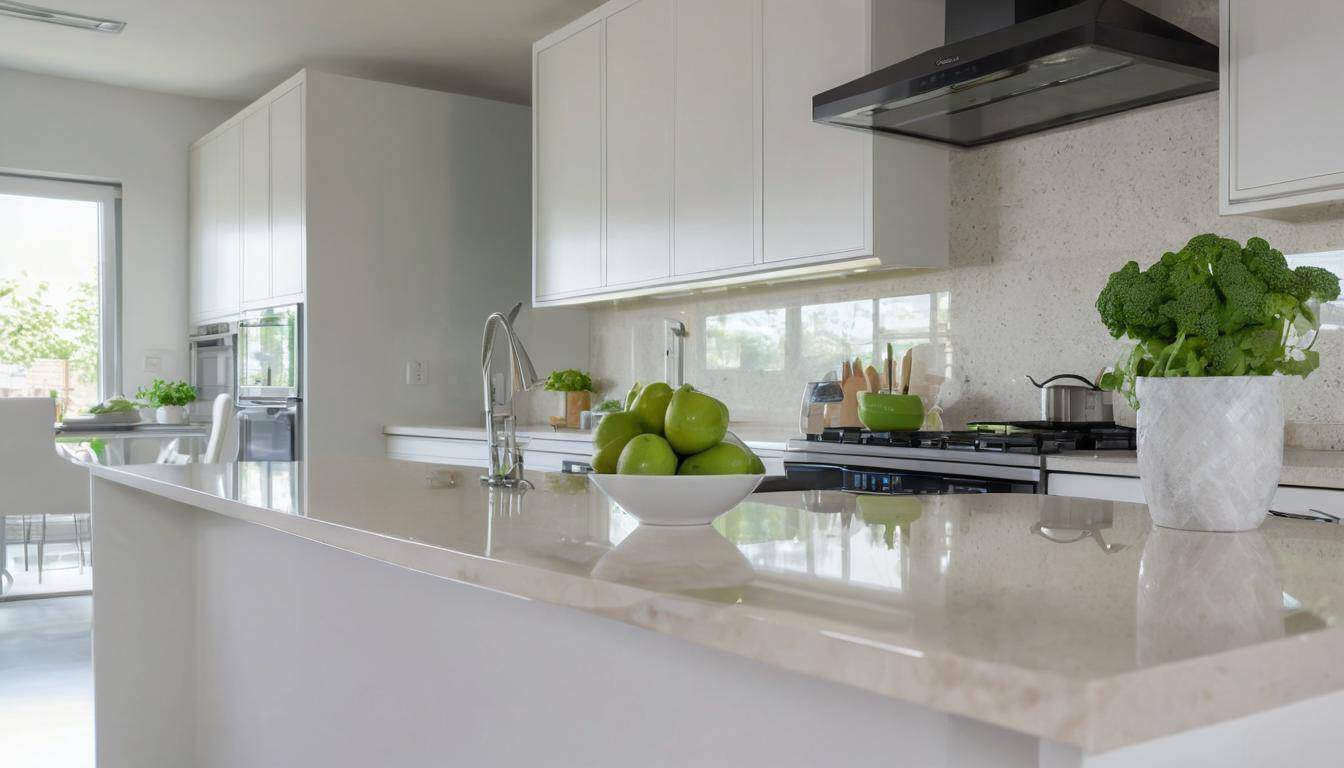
480,475,534,490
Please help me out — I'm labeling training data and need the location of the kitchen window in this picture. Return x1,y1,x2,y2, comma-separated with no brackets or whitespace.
1287,250,1344,330
0,174,120,415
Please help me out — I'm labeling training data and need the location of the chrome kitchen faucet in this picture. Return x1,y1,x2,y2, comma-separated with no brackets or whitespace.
480,302,542,487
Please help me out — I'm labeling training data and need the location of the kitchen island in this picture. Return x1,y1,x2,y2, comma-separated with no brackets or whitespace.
90,458,1344,767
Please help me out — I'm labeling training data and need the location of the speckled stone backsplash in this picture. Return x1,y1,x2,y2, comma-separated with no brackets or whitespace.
584,94,1344,449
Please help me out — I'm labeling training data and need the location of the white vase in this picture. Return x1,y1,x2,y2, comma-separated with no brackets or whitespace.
1136,376,1283,532
155,405,187,425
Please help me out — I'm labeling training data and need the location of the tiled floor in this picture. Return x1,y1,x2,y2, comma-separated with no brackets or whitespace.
0,596,94,768
2,515,93,599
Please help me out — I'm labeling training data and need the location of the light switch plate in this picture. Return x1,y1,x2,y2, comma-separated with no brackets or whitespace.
143,354,163,373
406,360,427,386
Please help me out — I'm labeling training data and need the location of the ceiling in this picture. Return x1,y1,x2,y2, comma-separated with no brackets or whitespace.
0,0,605,105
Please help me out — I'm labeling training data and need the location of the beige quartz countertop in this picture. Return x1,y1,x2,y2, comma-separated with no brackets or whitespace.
1047,448,1344,489
384,423,795,451
89,457,1344,753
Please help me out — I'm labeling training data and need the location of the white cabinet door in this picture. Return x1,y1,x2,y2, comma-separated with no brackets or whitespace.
1222,0,1344,213
762,0,870,264
207,123,242,318
604,0,673,286
672,0,757,276
270,83,305,300
241,106,272,304
189,143,208,322
535,22,604,299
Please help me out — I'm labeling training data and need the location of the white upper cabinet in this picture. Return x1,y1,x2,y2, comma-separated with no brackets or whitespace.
604,0,674,286
269,83,305,300
1221,0,1344,214
241,105,271,305
763,0,871,264
672,0,757,276
534,22,604,299
190,74,306,324
189,144,208,321
205,124,242,320
532,0,947,306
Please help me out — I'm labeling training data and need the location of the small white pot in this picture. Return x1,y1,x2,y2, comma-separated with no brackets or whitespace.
1136,376,1283,532
155,405,188,425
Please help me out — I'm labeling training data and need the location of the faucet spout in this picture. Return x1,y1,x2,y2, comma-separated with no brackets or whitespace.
481,303,540,487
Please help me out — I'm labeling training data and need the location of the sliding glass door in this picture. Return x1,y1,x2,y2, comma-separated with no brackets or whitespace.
0,174,120,416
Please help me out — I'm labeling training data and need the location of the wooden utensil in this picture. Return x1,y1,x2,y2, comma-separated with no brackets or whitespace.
900,347,913,395
886,342,895,394
864,365,881,393
841,360,865,427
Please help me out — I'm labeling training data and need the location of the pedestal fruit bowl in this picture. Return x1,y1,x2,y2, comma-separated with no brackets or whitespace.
589,383,766,526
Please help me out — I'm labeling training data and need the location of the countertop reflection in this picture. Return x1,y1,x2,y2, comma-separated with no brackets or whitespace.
90,457,1344,751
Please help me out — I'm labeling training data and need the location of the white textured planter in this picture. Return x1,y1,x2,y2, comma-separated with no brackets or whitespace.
1136,376,1283,531
155,405,188,425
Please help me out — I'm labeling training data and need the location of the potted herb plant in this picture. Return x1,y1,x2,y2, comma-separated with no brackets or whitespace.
1097,235,1340,531
544,369,594,429
140,378,198,425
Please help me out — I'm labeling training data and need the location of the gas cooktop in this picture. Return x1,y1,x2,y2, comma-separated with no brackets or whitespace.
804,422,1136,455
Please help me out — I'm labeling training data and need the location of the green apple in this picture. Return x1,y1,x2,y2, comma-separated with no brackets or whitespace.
629,381,674,435
590,411,645,474
664,384,728,455
720,430,765,474
617,434,679,475
677,442,754,475
624,381,642,411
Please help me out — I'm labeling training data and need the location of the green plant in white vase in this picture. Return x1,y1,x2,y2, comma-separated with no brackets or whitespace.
1096,234,1340,531
141,378,197,425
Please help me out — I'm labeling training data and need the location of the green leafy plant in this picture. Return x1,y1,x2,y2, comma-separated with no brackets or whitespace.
1097,234,1340,408
88,396,138,414
140,378,198,408
593,399,623,413
543,369,593,392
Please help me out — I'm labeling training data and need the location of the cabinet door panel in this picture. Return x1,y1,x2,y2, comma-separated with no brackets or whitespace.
210,124,242,316
535,23,604,298
189,143,208,320
605,0,674,286
763,0,869,263
241,107,272,304
672,0,756,276
1226,0,1344,204
270,84,305,299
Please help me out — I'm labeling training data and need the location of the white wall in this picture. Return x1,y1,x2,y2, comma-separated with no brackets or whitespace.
0,67,241,396
303,71,587,458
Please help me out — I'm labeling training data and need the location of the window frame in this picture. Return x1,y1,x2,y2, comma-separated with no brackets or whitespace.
0,173,122,401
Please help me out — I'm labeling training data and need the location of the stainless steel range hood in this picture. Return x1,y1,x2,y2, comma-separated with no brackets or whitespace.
813,0,1217,148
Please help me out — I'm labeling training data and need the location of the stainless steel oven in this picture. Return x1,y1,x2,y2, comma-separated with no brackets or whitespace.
236,304,302,461
188,321,236,423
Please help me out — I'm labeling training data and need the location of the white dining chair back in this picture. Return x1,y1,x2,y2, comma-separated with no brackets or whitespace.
0,398,90,515
202,393,235,463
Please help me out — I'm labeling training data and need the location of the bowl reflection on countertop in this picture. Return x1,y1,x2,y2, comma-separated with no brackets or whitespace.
591,524,754,597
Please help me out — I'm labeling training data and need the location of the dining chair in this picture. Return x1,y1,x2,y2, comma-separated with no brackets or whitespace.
0,398,91,583
201,393,235,463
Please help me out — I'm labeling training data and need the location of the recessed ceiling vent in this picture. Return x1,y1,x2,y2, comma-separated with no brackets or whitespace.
0,1,126,33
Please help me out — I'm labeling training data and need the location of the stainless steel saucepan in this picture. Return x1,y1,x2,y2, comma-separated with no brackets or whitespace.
1027,373,1114,424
